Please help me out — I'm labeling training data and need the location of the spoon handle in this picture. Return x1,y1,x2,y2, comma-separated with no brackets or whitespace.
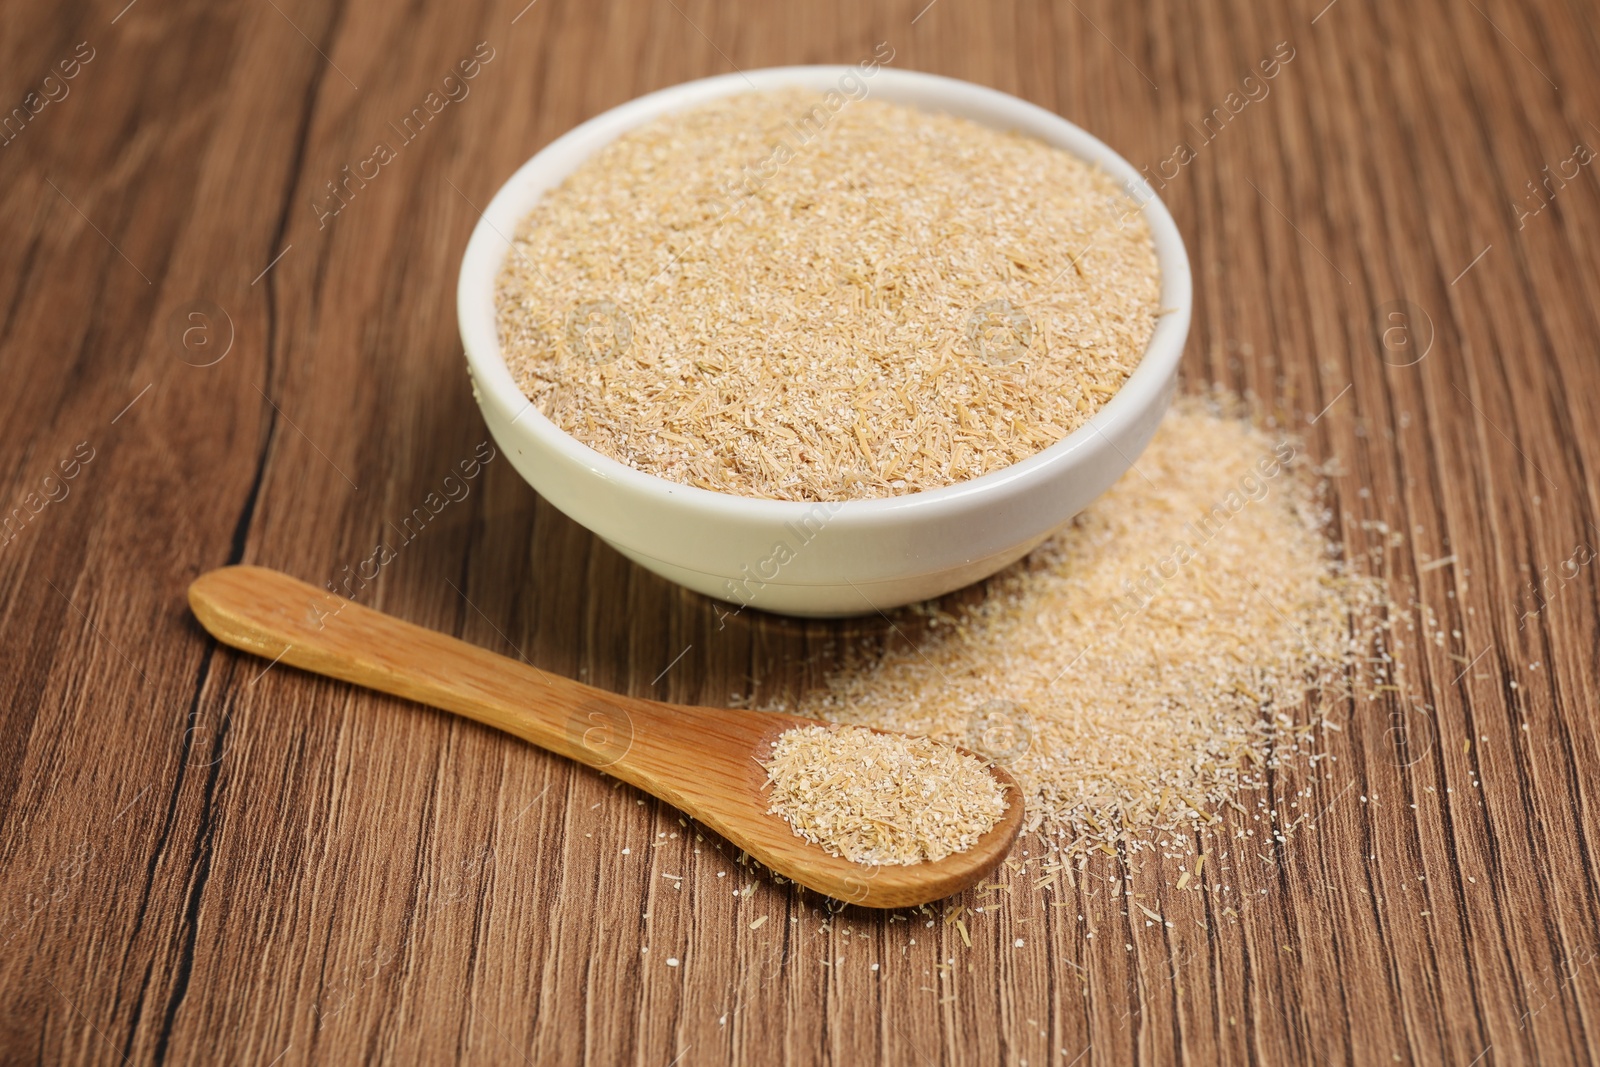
188,565,649,771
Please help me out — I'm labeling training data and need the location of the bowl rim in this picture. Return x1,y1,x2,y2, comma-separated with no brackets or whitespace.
457,64,1192,524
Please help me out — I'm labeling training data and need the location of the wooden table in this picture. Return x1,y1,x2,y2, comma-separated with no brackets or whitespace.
3,0,1597,1062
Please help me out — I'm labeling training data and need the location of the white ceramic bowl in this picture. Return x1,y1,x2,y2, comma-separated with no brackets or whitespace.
458,66,1191,617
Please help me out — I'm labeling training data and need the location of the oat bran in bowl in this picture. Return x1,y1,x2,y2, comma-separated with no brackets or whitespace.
458,66,1191,617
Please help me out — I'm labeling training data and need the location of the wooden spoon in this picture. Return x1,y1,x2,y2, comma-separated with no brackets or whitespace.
187,566,1024,908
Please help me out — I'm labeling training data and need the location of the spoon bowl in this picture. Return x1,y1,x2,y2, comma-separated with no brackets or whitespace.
187,566,1025,908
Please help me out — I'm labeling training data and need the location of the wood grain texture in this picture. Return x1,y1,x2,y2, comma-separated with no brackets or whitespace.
1,0,1597,1063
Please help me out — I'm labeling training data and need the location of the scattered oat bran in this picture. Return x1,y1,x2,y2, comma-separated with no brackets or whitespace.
776,397,1393,857
762,724,1008,865
496,88,1161,501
